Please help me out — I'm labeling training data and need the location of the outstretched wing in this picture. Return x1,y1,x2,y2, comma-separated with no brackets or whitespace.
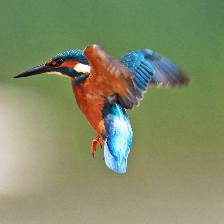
121,49,189,100
84,45,138,109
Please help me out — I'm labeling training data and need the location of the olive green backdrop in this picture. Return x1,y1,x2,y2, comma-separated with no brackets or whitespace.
0,0,223,223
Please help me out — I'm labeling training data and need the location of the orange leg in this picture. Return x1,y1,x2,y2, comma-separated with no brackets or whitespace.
91,136,103,158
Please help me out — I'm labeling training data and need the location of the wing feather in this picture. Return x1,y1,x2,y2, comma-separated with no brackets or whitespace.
84,45,138,109
121,49,189,101
83,45,189,109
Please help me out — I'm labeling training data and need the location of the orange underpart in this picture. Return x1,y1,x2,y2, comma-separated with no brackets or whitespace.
72,80,106,136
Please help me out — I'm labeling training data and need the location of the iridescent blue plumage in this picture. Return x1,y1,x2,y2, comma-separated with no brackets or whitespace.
121,49,188,100
53,49,88,64
14,45,188,174
51,50,89,78
103,103,133,173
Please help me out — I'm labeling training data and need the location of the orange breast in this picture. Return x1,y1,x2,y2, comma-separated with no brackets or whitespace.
71,79,106,136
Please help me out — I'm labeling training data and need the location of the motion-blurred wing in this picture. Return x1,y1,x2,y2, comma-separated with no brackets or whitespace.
84,45,138,109
121,49,189,99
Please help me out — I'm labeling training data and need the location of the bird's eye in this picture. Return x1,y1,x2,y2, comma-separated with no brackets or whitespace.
48,58,64,67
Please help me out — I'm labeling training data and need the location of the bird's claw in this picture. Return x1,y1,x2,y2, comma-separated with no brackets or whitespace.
91,136,103,158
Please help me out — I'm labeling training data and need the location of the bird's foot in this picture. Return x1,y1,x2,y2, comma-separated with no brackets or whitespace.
91,136,103,158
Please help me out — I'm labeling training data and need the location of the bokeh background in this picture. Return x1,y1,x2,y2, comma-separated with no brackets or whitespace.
0,0,223,223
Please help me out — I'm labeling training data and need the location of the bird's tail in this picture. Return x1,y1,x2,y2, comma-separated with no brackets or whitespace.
104,142,128,174
103,103,133,174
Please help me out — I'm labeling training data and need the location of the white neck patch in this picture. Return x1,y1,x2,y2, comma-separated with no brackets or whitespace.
74,63,90,74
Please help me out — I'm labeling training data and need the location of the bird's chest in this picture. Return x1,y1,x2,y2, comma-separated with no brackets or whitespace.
71,80,106,136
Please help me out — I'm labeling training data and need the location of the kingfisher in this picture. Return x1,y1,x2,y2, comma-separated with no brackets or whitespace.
14,44,188,174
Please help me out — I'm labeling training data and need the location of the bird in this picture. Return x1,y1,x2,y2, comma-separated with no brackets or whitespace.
14,44,189,174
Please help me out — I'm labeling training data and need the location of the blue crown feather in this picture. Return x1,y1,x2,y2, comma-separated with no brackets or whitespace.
53,50,88,64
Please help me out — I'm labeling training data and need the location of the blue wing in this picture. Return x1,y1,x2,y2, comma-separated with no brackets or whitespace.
103,103,133,174
121,49,189,100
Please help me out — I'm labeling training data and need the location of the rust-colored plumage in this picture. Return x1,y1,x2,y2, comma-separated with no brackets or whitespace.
14,44,189,173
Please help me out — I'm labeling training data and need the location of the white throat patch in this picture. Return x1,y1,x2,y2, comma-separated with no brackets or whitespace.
74,63,90,74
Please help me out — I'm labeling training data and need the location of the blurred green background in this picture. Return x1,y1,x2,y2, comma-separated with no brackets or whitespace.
0,0,224,223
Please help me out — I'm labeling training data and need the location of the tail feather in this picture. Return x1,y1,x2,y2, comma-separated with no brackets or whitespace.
104,143,128,174
103,103,133,174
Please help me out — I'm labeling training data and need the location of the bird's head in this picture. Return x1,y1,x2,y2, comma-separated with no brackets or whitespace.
14,50,90,80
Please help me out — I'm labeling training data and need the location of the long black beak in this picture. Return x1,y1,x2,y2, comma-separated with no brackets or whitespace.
13,64,52,78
